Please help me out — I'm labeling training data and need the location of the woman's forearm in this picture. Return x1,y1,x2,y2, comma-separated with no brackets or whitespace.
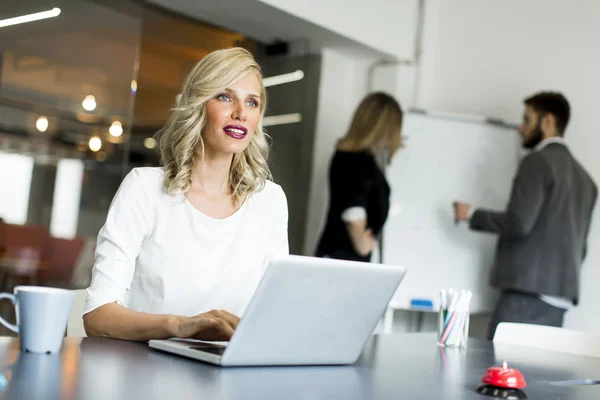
345,220,375,256
83,302,181,342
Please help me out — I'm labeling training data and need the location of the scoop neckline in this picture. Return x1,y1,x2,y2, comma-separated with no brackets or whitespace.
184,195,248,222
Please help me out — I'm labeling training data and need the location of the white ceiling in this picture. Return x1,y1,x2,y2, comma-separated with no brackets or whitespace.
145,0,396,62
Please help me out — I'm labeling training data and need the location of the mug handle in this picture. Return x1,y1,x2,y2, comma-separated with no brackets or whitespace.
0,293,19,333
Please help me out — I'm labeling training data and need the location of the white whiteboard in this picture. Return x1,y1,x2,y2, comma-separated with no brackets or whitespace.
382,112,521,312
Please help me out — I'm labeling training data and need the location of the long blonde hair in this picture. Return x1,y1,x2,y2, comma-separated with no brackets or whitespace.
337,92,403,163
155,47,271,202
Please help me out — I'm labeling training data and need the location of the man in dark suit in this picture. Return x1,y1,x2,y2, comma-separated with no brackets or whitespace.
454,92,597,340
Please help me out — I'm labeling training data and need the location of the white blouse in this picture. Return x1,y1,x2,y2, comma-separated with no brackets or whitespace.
84,167,289,318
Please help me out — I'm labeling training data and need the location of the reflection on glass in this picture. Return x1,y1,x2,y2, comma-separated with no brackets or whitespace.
0,1,140,118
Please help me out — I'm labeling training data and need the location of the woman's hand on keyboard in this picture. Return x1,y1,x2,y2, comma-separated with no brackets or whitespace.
172,310,240,341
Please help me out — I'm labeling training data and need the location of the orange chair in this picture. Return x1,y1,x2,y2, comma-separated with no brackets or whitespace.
40,236,86,287
0,223,50,286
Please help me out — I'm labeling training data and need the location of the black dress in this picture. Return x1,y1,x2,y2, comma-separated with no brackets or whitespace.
316,150,391,262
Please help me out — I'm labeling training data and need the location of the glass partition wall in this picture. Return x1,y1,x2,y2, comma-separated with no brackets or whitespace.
0,0,257,335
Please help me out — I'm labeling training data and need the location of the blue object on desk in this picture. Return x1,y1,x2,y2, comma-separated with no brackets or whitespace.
410,299,434,309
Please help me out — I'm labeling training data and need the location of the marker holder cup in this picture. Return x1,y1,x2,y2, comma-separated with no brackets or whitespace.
437,289,472,348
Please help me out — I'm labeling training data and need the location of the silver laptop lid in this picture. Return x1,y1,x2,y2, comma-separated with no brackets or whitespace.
220,255,406,366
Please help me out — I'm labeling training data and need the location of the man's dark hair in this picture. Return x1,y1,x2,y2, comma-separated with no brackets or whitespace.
524,92,570,135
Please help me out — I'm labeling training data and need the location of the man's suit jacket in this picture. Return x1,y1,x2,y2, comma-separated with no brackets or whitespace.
470,142,597,304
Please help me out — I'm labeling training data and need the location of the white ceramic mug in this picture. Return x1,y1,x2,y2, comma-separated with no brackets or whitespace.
0,286,75,353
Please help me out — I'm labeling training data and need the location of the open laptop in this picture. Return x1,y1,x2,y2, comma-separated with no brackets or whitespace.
149,254,406,367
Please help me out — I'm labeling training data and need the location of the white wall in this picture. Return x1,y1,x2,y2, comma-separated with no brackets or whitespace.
304,49,374,255
257,0,419,61
409,0,600,332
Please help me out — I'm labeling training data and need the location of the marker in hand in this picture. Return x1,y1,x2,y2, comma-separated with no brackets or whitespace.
452,201,459,225
453,201,471,225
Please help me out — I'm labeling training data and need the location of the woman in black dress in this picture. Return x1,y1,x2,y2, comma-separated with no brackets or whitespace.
316,92,403,262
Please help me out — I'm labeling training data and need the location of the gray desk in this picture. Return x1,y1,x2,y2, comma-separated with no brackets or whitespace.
0,334,599,399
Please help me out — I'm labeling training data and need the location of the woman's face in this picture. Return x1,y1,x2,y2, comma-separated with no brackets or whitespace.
202,73,262,157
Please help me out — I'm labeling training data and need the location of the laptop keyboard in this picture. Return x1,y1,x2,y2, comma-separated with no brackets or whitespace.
189,343,226,356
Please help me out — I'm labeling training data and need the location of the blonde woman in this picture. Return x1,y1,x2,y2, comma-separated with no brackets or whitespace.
83,48,288,342
316,92,403,262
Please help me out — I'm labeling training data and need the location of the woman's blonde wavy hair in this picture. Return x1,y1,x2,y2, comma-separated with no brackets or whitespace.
154,47,271,202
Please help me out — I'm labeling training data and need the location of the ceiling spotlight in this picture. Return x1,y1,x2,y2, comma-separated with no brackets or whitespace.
88,136,102,152
144,137,157,149
109,121,123,137
82,95,97,111
36,116,49,132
